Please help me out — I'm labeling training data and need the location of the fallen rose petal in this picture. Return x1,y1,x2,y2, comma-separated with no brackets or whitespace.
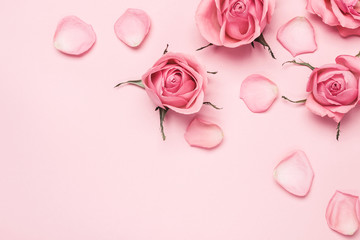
240,74,278,113
273,150,314,197
184,118,223,149
53,16,96,55
326,191,360,236
277,17,317,57
114,8,151,47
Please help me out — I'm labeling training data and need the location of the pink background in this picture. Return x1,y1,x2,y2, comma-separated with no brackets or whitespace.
1,0,360,239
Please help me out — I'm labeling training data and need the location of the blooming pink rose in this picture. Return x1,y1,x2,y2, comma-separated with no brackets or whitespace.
195,0,275,47
306,0,360,37
142,52,208,114
305,55,360,123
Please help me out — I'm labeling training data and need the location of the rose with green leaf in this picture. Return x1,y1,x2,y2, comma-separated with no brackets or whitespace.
115,46,220,140
195,0,276,58
283,53,360,140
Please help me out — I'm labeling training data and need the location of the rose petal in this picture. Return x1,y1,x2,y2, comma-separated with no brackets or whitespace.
195,0,222,46
277,17,317,57
306,0,340,26
184,118,223,149
53,16,96,55
273,150,314,197
337,25,360,37
326,191,360,236
306,94,346,123
240,74,278,113
114,8,151,47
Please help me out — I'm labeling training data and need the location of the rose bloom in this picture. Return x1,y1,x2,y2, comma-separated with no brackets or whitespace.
307,0,360,37
305,55,360,123
195,0,275,47
142,53,208,114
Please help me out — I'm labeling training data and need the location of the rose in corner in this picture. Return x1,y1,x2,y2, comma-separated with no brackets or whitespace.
305,55,360,123
195,0,275,53
307,0,360,37
142,52,208,115
283,54,360,140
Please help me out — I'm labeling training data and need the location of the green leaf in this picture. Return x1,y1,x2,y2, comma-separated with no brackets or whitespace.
336,122,341,141
207,71,218,74
282,96,307,104
282,59,315,70
155,107,169,141
114,80,145,89
196,43,213,51
203,101,223,110
253,33,276,59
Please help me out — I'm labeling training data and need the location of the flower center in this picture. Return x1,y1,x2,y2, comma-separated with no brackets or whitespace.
165,73,182,92
230,0,247,16
327,79,343,96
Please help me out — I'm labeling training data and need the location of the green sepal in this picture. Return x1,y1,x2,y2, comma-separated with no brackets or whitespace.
203,101,223,110
282,60,315,70
114,80,145,89
253,33,276,59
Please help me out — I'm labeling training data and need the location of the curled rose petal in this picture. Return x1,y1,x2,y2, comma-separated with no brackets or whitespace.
240,74,278,113
326,191,360,236
277,17,317,57
184,118,223,149
114,8,151,47
273,150,314,197
53,16,96,55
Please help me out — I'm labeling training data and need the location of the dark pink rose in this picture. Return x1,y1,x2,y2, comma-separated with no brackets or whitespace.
307,0,360,37
305,55,360,122
142,53,208,114
195,0,275,47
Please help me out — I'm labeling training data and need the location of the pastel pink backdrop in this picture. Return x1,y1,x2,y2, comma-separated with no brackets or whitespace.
1,0,360,239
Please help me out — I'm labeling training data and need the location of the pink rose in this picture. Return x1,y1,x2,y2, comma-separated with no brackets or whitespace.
306,0,360,37
195,0,275,47
305,55,360,123
142,52,208,114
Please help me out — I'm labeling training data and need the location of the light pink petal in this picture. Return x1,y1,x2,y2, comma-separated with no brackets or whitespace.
337,25,360,37
195,0,222,46
336,55,360,74
277,17,317,57
165,91,205,115
273,150,314,197
326,191,360,236
306,0,340,26
53,16,96,55
114,8,151,47
240,74,278,113
306,94,348,122
184,118,223,149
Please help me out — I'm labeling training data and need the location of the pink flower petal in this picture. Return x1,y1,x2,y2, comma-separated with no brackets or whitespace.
184,118,223,149
337,25,360,37
326,191,360,236
195,0,222,46
273,150,314,197
53,16,96,55
277,17,317,57
114,8,151,48
240,74,278,113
